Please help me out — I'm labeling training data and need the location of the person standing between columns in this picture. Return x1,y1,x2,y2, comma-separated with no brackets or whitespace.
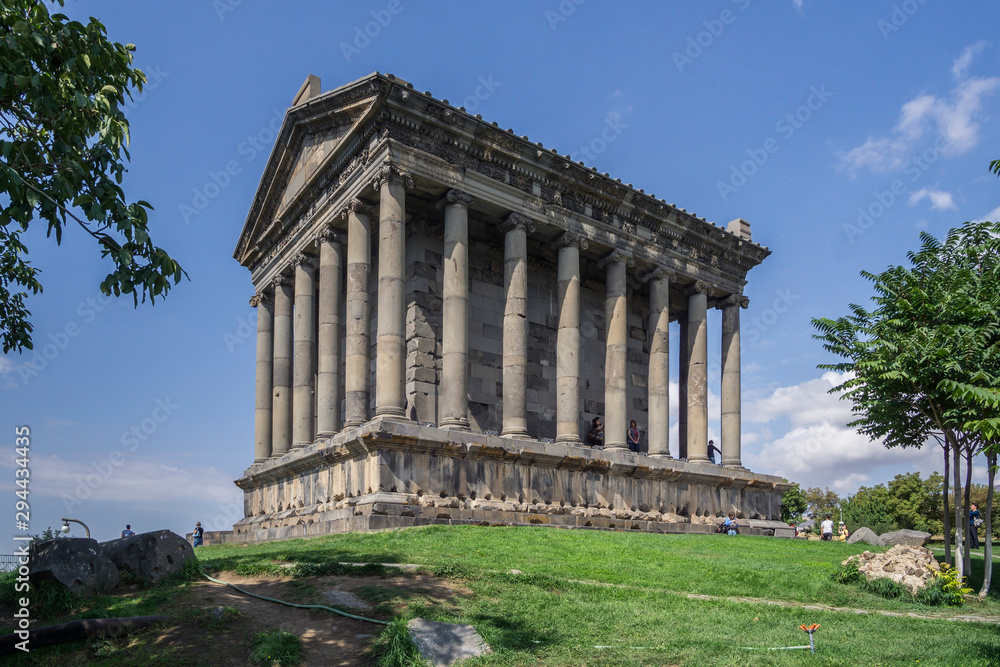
344,199,374,427
440,189,473,430
292,253,316,447
251,290,274,462
720,294,749,468
555,232,587,444
271,275,294,456
374,160,413,420
316,228,344,438
686,281,710,462
500,212,534,439
645,269,671,458
601,250,633,451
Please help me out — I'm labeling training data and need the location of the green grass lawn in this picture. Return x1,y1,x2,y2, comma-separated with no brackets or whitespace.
198,526,1000,666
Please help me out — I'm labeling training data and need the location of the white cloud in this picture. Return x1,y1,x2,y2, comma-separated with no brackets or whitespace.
741,371,943,495
973,205,1000,223
838,45,1000,174
907,188,955,210
952,40,990,80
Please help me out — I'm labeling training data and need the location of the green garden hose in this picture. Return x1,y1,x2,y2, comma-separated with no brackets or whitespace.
202,572,389,625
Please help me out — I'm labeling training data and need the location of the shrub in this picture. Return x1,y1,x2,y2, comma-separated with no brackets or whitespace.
830,559,864,585
250,629,303,667
860,576,909,600
934,564,973,607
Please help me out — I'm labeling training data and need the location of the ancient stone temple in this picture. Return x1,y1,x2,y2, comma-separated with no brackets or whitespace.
227,72,792,543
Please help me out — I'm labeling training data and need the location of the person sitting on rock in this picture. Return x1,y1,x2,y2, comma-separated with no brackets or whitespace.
723,512,739,535
121,524,135,538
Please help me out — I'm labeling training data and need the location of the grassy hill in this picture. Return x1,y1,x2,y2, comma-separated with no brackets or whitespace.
4,527,1000,665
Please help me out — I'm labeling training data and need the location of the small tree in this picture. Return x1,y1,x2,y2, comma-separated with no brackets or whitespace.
781,483,808,524
0,0,186,353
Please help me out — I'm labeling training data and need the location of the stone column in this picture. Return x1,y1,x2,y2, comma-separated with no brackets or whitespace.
500,212,534,439
316,229,344,438
686,282,709,462
555,233,587,444
374,161,412,420
344,199,373,427
271,276,293,456
677,317,688,460
252,290,273,462
292,254,316,447
440,189,473,430
601,250,633,451
646,270,671,458
721,294,748,468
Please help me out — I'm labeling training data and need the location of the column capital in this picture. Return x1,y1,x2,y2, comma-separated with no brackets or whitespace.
686,280,710,296
641,266,675,284
500,212,535,234
719,293,750,309
443,189,474,208
555,231,589,251
373,159,413,191
598,249,635,269
270,274,292,291
345,197,375,218
314,226,344,246
250,291,271,308
291,253,316,271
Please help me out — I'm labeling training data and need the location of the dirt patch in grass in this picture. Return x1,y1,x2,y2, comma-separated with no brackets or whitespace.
8,571,469,666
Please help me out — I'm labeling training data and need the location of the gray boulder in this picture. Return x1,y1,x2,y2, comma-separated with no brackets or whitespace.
846,527,885,547
100,530,195,584
879,529,931,547
29,538,119,595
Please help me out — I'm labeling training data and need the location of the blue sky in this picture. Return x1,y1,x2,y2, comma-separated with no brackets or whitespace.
3,1,999,545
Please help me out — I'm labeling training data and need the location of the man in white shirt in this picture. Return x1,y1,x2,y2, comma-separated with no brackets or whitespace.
820,517,834,541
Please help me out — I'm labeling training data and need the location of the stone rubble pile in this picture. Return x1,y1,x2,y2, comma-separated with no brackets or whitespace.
842,544,941,594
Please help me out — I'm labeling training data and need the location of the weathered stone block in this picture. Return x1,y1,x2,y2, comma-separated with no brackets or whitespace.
29,538,119,595
100,530,195,584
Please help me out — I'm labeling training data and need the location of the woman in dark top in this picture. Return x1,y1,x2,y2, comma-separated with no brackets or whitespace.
628,420,641,452
970,503,982,549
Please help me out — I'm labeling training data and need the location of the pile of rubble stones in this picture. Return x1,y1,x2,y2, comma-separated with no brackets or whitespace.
842,544,941,593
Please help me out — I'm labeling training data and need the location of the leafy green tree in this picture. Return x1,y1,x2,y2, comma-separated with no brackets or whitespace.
842,484,895,535
0,0,185,353
781,483,808,524
804,486,841,532
887,472,938,532
812,221,1000,580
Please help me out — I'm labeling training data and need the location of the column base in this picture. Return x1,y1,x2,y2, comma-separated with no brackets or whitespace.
501,428,531,439
604,444,629,452
371,411,410,424
555,435,582,445
649,453,673,460
343,419,366,429
440,418,471,431
688,456,711,463
292,441,311,449
315,431,337,440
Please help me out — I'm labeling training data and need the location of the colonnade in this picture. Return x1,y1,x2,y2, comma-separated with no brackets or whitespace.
251,171,747,468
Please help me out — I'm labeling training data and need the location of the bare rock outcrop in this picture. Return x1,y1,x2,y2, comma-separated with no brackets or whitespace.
842,544,940,593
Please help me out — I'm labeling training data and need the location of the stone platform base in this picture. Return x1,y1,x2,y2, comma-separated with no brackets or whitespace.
225,420,793,544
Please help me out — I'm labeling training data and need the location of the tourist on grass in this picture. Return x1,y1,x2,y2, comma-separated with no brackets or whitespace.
970,504,982,549
707,440,721,465
628,420,641,453
586,417,604,448
838,522,849,541
724,512,739,535
121,524,135,538
193,521,204,547
821,516,834,541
